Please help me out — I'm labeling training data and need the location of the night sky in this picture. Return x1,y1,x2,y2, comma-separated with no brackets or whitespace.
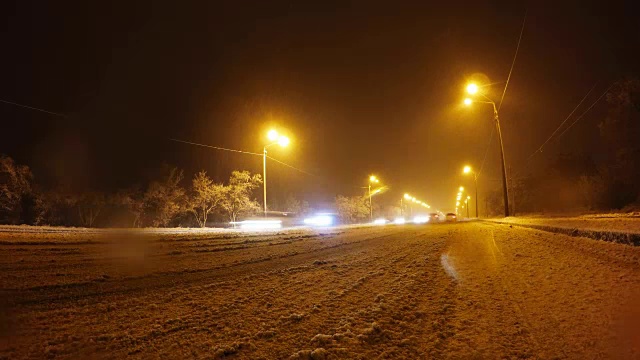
1,1,639,211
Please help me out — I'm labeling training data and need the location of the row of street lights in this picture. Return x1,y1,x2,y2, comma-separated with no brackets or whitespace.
249,80,509,221
263,133,389,222
262,132,389,223
367,176,433,221
463,165,478,218
402,193,430,216
263,79,508,220
454,186,471,218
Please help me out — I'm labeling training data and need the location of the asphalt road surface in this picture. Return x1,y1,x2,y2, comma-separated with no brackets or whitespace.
1,222,639,359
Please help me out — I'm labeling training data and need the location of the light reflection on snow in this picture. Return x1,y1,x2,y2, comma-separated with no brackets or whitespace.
440,253,459,281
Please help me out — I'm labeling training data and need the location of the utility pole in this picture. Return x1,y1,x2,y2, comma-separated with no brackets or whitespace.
263,147,267,217
368,183,373,221
493,102,510,217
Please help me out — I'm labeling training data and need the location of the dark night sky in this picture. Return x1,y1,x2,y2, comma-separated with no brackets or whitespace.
1,1,639,211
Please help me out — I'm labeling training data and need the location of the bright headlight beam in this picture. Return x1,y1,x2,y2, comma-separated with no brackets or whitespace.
234,220,282,230
303,215,333,227
373,218,387,225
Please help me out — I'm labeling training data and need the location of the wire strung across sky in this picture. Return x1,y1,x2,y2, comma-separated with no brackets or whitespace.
0,98,67,117
477,10,526,178
169,138,262,156
555,83,613,139
520,82,613,170
526,83,597,162
477,127,494,178
498,11,527,112
169,138,316,177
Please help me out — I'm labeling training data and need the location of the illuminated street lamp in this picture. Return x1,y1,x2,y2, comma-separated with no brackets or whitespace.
264,129,290,217
368,175,380,221
464,82,510,217
463,165,479,218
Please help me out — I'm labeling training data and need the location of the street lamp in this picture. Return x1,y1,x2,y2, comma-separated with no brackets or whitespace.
264,129,290,217
463,165,479,218
368,175,380,221
464,82,510,217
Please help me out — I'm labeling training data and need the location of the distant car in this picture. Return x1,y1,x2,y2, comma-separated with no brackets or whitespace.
445,213,457,222
428,213,440,223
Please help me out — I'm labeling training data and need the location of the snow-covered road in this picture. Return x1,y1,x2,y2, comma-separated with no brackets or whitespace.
1,222,639,358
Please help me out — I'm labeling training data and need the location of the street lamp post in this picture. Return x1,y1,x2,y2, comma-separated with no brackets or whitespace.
368,176,379,221
263,130,290,217
464,83,510,217
463,165,479,218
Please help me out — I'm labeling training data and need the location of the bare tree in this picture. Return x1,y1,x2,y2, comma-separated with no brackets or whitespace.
141,167,186,227
284,194,301,214
111,188,145,227
220,171,262,223
188,171,224,227
77,192,106,227
0,155,34,224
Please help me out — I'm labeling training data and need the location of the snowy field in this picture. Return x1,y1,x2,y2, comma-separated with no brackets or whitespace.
490,213,640,233
1,222,639,358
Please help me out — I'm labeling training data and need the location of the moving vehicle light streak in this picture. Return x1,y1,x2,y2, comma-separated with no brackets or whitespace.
303,214,334,227
413,216,429,224
232,220,282,230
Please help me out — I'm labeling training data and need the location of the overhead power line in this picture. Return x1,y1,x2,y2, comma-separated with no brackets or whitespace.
498,11,527,112
169,138,315,176
519,83,613,173
477,127,495,177
478,10,526,178
528,83,597,160
0,98,67,117
265,155,317,177
169,138,262,156
555,83,613,140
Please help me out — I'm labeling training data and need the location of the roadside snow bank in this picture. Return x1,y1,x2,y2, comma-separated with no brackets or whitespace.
485,217,640,246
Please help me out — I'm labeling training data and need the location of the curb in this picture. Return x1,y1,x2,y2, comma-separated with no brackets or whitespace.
481,220,640,247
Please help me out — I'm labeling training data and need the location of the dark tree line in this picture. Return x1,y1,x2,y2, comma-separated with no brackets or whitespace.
484,78,640,215
0,157,264,228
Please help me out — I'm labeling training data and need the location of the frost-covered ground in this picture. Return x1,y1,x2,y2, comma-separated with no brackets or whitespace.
1,222,639,359
490,214,640,234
